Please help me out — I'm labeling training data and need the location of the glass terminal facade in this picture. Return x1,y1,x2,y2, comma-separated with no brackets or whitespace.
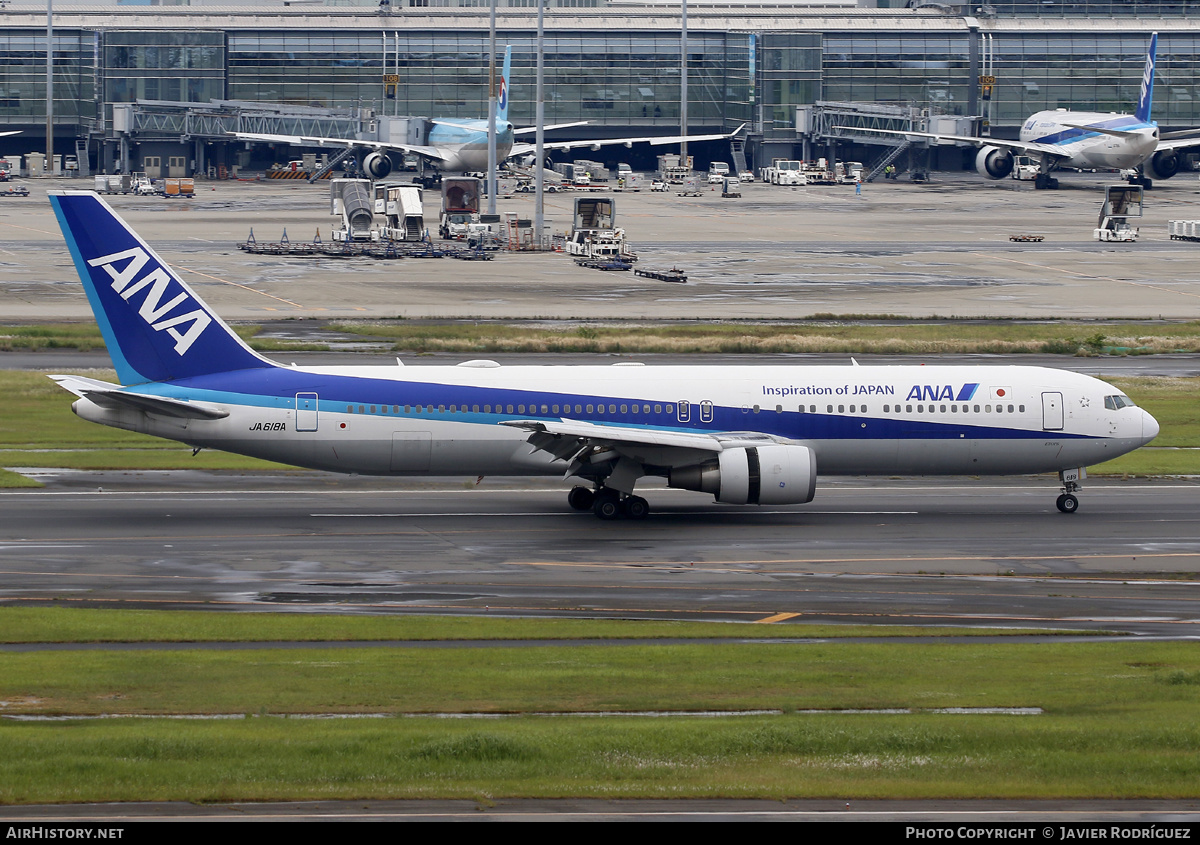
0,9,1195,172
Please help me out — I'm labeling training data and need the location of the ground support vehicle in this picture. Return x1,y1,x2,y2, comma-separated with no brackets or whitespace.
634,266,686,283
439,176,482,240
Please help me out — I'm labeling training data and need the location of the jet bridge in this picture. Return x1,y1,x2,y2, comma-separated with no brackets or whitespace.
799,101,978,182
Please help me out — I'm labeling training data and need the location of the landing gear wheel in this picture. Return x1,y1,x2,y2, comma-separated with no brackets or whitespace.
1056,493,1079,514
593,490,622,520
567,486,595,511
622,495,650,520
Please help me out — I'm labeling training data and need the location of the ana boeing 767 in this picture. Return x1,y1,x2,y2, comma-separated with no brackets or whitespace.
48,190,1157,518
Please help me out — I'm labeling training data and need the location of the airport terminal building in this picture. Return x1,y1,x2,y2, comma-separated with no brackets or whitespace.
1,1,1198,176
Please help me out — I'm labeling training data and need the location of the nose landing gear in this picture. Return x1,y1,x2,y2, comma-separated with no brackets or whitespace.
1056,468,1084,513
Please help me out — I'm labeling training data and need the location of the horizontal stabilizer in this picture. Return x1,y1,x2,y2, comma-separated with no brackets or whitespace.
49,374,229,420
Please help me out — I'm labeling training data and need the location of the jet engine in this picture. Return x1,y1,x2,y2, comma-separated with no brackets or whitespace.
668,444,816,505
1147,149,1180,181
361,151,394,180
975,146,1015,180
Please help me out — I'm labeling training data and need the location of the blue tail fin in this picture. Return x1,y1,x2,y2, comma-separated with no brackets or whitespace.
497,45,511,124
1135,31,1157,123
49,191,275,386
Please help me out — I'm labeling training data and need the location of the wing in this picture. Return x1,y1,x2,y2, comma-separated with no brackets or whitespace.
512,121,590,135
50,375,229,421
229,132,456,166
511,123,747,157
501,418,779,479
1154,136,1200,153
834,126,1070,160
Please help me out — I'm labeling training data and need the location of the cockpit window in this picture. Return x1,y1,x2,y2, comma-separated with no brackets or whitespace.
1104,394,1136,411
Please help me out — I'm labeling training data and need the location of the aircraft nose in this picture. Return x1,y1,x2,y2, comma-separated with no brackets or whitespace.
1142,409,1160,443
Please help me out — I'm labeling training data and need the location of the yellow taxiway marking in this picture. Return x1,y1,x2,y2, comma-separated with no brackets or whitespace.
754,612,801,624
175,264,303,308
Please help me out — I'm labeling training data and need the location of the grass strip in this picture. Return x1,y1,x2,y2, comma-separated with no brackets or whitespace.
9,319,1200,356
327,319,1200,356
6,640,1189,716
1,638,1199,801
0,324,326,354
0,607,1061,644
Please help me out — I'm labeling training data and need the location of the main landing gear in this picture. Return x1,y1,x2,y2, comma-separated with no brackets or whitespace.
567,485,650,520
1056,468,1084,514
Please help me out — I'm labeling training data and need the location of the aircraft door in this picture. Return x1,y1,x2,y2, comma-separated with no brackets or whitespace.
1042,392,1064,431
296,392,318,431
391,431,432,471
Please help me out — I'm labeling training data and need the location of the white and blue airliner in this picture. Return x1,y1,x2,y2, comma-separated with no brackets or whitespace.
48,191,1158,518
850,32,1199,190
233,46,744,179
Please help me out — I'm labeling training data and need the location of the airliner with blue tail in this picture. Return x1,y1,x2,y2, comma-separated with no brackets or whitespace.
847,32,1199,189
48,190,1158,518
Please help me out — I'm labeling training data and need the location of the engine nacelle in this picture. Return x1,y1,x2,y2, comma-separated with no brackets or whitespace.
1148,149,1180,181
361,151,394,180
668,444,817,506
975,146,1014,180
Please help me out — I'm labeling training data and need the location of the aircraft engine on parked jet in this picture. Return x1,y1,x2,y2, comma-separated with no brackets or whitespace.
975,146,1015,179
361,151,394,180
1148,149,1180,180
668,444,817,505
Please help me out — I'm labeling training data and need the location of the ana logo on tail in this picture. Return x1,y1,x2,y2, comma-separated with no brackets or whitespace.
87,247,212,356
1136,32,1157,123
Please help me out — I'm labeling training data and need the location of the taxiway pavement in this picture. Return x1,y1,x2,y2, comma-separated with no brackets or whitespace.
5,171,1200,321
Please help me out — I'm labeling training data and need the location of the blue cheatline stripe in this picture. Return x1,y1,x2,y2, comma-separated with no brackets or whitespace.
127,370,1094,443
1033,117,1151,148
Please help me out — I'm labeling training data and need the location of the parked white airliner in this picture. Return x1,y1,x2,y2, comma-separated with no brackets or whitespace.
48,191,1158,518
850,32,1198,189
